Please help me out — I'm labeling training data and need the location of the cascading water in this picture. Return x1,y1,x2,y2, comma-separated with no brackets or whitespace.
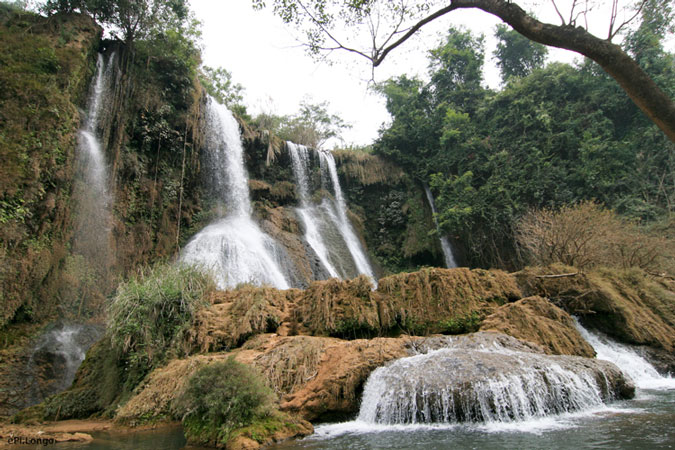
181,99,290,289
73,52,115,267
318,150,376,283
287,142,341,279
423,185,457,268
357,347,620,425
575,320,675,390
27,323,102,400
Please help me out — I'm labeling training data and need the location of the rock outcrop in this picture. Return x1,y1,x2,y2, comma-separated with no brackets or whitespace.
480,296,595,357
516,265,675,372
358,332,634,424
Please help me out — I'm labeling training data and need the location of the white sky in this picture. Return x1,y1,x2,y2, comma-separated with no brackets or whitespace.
188,0,641,146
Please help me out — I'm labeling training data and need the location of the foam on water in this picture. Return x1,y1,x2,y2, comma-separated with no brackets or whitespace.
181,99,290,289
575,319,675,390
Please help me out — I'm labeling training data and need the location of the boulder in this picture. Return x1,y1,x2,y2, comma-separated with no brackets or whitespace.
358,332,634,425
479,296,595,357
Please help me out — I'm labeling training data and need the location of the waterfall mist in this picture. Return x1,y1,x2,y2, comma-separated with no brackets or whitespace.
72,52,116,273
181,99,291,289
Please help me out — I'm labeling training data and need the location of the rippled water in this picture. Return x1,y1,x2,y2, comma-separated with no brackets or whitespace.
274,390,674,450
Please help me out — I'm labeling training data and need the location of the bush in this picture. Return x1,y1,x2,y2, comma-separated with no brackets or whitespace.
516,201,671,272
173,358,276,446
107,263,215,367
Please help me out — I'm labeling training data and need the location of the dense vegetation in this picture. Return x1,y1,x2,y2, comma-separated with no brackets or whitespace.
174,359,277,446
374,17,674,268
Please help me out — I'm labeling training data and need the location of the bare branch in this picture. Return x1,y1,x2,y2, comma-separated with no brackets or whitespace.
550,0,566,25
609,0,646,40
373,3,461,66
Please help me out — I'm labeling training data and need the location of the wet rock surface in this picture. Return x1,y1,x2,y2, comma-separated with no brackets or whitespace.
358,332,634,425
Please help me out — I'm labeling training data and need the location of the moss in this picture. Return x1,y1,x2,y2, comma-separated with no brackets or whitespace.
296,275,380,338
295,267,521,338
376,267,521,335
38,336,123,420
516,265,675,351
438,311,482,334
188,286,294,352
0,8,101,328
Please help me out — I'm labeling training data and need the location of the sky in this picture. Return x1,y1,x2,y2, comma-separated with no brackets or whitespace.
188,0,639,147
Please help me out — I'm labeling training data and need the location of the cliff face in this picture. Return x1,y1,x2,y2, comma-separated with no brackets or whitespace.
0,7,102,329
0,9,212,331
0,8,208,415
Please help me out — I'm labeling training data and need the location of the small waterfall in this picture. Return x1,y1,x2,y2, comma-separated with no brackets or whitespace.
318,151,376,283
27,323,103,400
73,53,115,267
182,99,290,289
575,320,675,390
356,346,624,425
423,185,457,268
287,142,341,279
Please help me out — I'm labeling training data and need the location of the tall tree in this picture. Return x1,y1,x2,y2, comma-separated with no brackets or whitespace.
255,0,675,141
494,24,548,82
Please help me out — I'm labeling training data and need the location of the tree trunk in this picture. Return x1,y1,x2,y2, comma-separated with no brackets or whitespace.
453,0,675,141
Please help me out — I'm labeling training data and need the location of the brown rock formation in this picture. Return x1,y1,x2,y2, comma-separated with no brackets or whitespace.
480,296,595,357
516,265,675,372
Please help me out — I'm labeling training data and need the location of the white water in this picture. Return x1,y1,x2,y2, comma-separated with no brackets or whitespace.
29,324,97,393
423,185,457,268
575,320,675,390
318,150,376,284
73,53,115,266
356,347,612,425
287,142,340,279
181,100,290,289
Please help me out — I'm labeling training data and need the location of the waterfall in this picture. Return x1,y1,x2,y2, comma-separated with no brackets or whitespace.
318,150,376,284
181,99,290,289
355,341,628,425
575,320,675,390
423,185,457,268
287,142,341,279
72,53,115,267
27,323,102,400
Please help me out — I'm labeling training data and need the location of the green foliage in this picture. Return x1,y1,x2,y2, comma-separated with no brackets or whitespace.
494,24,548,82
173,358,276,446
199,66,247,116
107,264,215,371
438,311,481,334
374,25,674,268
42,0,191,43
253,99,350,149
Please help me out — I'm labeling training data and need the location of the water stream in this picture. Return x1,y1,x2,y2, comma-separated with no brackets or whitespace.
287,142,341,279
273,329,673,448
181,99,290,289
318,150,376,284
575,320,675,390
72,52,115,268
423,184,457,268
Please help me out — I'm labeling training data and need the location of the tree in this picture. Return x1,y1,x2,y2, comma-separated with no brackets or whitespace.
255,0,675,141
43,0,189,43
254,99,351,149
199,66,247,116
494,24,548,82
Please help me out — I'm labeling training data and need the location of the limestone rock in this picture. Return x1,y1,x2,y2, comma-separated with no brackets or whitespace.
480,296,595,357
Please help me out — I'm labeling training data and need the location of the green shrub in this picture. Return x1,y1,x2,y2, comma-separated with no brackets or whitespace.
173,358,276,446
107,263,215,367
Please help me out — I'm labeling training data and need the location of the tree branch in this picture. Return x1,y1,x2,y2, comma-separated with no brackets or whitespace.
365,0,675,141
